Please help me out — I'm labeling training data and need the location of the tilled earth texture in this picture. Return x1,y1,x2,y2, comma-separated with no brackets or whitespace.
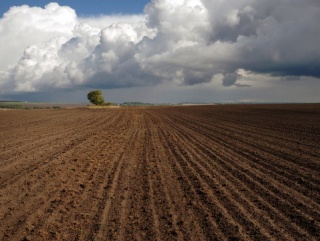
0,104,319,241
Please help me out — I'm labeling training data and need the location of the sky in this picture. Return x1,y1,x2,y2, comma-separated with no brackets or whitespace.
0,0,151,16
0,0,319,103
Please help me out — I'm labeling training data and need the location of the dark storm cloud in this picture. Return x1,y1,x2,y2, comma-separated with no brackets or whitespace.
222,73,238,87
202,0,320,79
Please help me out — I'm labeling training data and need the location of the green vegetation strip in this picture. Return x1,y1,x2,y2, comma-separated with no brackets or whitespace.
0,102,61,109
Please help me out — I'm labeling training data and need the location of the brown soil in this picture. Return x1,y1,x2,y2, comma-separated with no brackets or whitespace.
0,104,319,241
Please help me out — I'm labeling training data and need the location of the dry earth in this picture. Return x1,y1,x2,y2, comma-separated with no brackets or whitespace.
0,104,319,240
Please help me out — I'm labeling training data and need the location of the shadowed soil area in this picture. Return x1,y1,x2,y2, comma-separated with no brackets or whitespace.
0,104,319,240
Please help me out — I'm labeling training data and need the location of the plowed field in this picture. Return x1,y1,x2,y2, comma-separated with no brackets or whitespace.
0,104,319,241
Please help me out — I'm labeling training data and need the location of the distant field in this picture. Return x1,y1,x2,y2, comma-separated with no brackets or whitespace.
0,104,319,240
0,101,88,109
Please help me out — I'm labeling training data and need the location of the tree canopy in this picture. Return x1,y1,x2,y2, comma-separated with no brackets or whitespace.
87,90,105,105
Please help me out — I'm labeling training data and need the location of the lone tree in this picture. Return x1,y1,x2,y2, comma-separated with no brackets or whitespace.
87,90,105,105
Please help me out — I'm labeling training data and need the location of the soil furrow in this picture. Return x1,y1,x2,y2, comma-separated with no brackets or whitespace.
0,104,319,240
95,128,140,240
159,118,275,240
167,112,320,201
176,126,318,239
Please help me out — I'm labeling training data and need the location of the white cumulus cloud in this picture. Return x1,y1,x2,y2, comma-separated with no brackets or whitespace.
0,0,320,97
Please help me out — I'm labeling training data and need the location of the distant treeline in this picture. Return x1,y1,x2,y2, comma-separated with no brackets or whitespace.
0,102,62,109
120,102,156,106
